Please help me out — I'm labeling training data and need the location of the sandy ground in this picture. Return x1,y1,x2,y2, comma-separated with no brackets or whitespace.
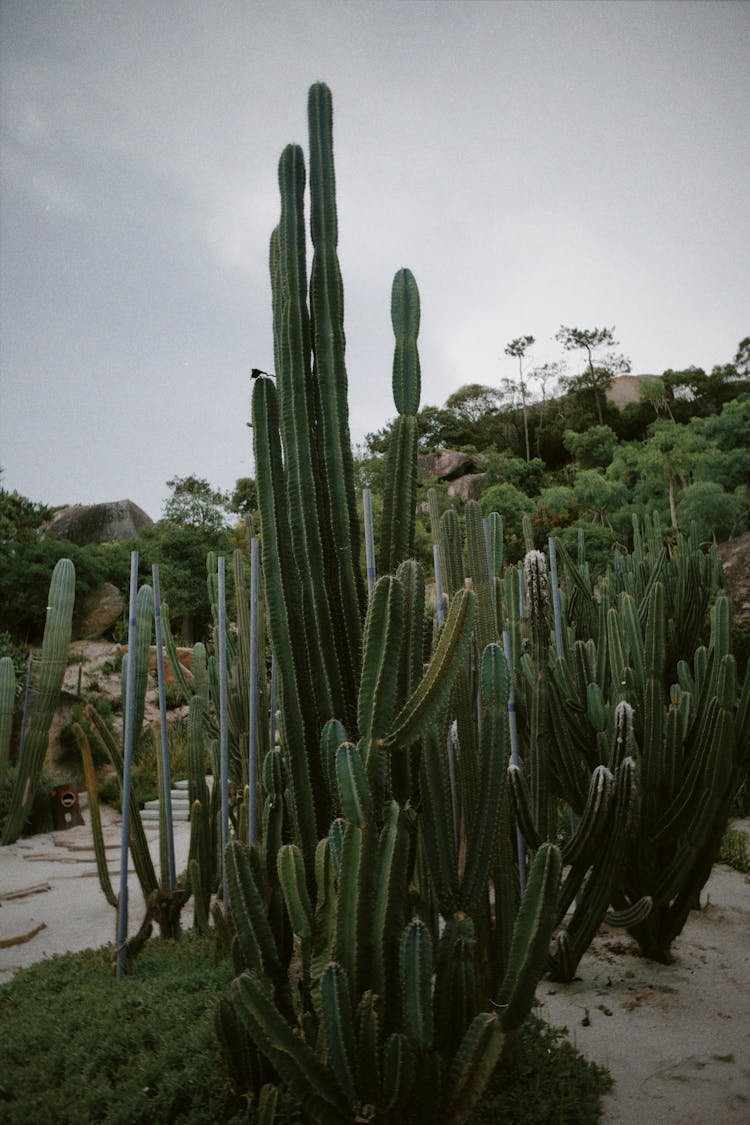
0,799,193,981
1,806,748,1124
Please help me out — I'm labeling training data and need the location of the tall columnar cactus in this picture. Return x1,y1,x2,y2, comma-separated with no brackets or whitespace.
2,558,75,845
379,268,421,574
0,656,16,791
253,86,446,880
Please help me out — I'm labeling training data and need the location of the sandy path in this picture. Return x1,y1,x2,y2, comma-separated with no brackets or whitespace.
542,858,750,1123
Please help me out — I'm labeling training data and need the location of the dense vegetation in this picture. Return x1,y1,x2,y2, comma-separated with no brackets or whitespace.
2,350,748,649
0,938,611,1125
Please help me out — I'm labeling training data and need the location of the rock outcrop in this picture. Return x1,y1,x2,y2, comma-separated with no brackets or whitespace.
417,449,487,484
717,530,750,632
446,474,487,502
73,583,124,640
43,500,153,545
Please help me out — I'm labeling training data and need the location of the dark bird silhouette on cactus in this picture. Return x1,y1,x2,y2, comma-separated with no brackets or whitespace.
250,368,273,379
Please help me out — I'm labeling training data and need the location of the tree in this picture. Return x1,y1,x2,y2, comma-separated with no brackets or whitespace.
638,376,675,421
734,337,750,377
443,383,503,424
156,475,235,642
162,475,231,534
555,325,630,425
563,425,617,469
504,335,535,462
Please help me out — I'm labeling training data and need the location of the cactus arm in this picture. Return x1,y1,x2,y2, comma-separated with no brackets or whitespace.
378,415,419,575
496,842,562,1029
444,1012,506,1125
419,725,460,914
434,914,478,1058
379,269,422,574
160,605,192,701
390,267,421,415
332,821,377,1000
320,962,357,1104
2,558,76,844
354,991,382,1107
439,507,467,597
74,722,118,908
307,82,366,704
384,588,476,749
400,919,434,1053
225,840,294,1018
358,576,404,738
277,140,348,726
277,843,314,941
460,644,509,914
550,756,637,981
605,896,652,928
465,500,497,653
381,1032,416,1114
83,703,158,897
371,800,411,1031
336,741,374,827
561,764,614,867
122,584,154,748
507,763,544,852
253,375,324,867
321,719,348,817
230,971,350,1124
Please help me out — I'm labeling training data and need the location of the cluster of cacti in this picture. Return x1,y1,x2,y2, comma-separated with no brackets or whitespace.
212,81,564,1121
1,558,76,844
498,518,746,975
221,832,560,1125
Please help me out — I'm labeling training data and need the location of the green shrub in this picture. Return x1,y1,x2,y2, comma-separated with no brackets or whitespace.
719,825,750,874
0,936,250,1124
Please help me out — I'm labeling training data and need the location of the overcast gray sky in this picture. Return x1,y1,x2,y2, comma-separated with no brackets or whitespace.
1,0,748,521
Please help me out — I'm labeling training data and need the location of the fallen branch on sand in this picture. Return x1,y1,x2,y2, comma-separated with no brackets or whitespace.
0,922,47,949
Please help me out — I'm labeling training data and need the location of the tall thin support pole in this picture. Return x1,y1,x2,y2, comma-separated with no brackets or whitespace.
152,565,176,895
248,537,259,845
117,551,139,979
363,488,376,596
549,537,577,846
503,628,526,896
269,657,278,749
548,537,565,659
217,557,230,909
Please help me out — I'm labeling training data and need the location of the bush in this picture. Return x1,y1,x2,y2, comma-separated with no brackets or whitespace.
0,937,248,1124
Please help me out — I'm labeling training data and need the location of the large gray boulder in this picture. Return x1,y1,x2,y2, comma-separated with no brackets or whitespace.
417,449,487,484
44,500,153,545
73,583,124,639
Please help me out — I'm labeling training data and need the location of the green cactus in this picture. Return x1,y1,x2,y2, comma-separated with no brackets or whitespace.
2,558,76,844
380,269,422,574
0,656,16,791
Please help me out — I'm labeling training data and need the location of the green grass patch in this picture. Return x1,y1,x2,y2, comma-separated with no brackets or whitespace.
0,935,246,1124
